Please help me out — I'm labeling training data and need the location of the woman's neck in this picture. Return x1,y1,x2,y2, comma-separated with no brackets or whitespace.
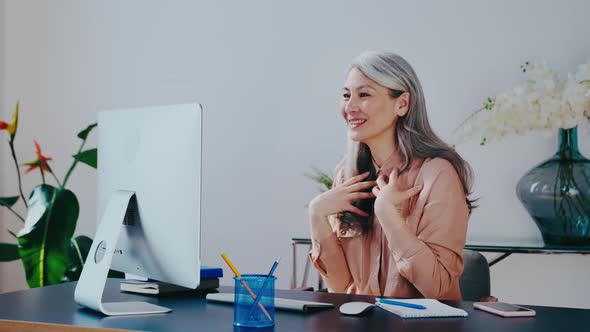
366,139,396,168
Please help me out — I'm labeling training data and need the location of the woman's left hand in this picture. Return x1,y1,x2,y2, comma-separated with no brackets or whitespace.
372,168,422,220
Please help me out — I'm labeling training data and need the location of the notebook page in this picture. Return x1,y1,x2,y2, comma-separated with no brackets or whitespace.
375,299,468,318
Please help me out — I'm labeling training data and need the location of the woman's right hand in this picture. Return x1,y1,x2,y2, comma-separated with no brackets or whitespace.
308,172,376,221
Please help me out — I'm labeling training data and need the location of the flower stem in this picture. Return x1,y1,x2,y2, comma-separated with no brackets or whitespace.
51,172,61,187
62,137,87,188
7,229,17,239
47,165,62,188
8,139,28,208
451,107,486,137
6,205,25,222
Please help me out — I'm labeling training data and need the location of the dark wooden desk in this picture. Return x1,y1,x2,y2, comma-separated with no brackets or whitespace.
0,279,589,331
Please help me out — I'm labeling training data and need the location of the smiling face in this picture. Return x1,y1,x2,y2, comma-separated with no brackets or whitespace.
340,67,407,146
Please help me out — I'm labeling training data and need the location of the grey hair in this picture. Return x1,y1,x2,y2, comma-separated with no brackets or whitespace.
338,51,476,233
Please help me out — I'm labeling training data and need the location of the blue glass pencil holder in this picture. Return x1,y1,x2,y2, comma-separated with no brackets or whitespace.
233,274,276,328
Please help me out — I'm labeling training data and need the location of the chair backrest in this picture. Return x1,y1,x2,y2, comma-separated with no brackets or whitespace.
459,249,491,301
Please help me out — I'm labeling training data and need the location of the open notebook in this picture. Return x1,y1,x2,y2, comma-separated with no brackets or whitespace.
206,292,334,313
375,299,468,319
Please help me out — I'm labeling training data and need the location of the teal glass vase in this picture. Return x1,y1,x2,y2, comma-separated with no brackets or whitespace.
516,127,590,245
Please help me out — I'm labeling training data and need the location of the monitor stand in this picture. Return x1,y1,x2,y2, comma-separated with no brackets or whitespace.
74,190,171,316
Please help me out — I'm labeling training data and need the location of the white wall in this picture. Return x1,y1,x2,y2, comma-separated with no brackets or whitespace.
1,0,589,309
0,0,5,284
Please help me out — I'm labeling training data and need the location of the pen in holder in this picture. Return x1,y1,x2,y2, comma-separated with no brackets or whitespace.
233,274,276,328
246,257,280,321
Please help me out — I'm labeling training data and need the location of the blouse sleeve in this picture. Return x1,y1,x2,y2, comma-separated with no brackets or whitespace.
308,169,353,292
381,159,469,299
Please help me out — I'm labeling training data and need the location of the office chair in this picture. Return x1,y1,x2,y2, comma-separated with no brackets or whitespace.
460,249,496,302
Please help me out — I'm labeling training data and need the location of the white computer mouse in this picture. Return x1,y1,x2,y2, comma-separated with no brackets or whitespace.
339,301,374,315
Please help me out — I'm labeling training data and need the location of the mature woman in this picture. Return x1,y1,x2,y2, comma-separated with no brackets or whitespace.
308,51,475,301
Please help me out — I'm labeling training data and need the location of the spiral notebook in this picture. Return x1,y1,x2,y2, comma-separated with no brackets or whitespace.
375,299,468,319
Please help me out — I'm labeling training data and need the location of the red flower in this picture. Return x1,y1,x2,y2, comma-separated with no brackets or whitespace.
0,121,7,130
23,140,53,174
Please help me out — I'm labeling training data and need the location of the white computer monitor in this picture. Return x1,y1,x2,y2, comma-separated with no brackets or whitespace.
74,103,202,316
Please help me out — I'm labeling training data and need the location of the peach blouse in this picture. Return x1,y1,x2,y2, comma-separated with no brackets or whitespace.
309,155,469,301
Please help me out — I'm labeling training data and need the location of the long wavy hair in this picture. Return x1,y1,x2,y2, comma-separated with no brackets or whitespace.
338,51,476,233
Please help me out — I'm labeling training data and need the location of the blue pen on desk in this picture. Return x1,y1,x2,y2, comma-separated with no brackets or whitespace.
378,298,427,310
246,257,281,320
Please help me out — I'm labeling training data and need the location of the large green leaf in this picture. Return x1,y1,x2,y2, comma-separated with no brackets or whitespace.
77,123,97,140
0,243,20,261
62,235,124,282
0,196,19,208
62,235,92,282
70,235,93,267
73,149,97,169
17,185,79,288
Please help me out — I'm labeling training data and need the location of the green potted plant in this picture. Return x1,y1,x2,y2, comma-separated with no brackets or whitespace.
0,101,119,288
305,166,334,193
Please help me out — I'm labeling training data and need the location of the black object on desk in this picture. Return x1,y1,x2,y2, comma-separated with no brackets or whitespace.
1,279,590,331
